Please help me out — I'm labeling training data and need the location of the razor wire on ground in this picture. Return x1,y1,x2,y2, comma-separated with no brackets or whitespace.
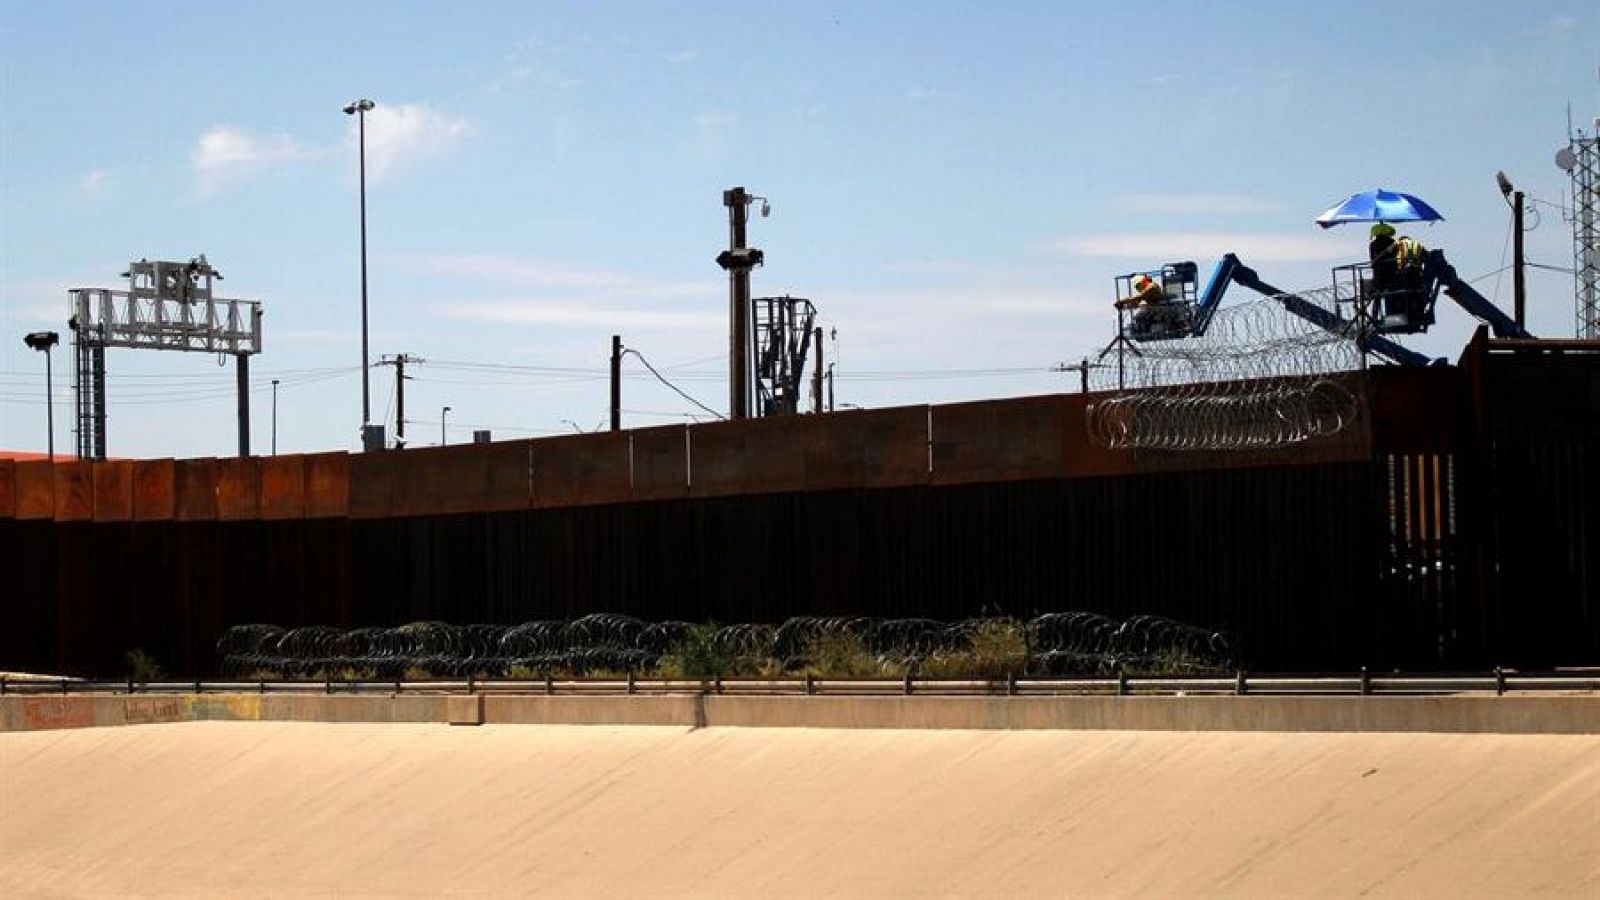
1087,291,1367,451
218,612,1236,679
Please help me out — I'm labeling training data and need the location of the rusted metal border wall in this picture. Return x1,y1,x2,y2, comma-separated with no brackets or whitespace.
1460,337,1600,666
343,462,1382,670
3,361,1593,677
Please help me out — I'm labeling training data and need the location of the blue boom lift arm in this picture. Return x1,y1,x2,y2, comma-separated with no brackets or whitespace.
1424,250,1532,339
1223,255,1436,366
1137,253,1433,366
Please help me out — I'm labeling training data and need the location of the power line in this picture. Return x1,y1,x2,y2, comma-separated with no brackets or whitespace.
621,347,725,421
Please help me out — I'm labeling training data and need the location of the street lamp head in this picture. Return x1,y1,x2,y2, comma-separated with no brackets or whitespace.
24,331,59,351
343,98,375,115
1495,170,1513,197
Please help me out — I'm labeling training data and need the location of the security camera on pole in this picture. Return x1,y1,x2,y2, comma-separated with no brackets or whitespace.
716,187,769,420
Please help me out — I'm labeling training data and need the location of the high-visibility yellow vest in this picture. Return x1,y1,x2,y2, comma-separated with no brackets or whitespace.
1395,236,1427,270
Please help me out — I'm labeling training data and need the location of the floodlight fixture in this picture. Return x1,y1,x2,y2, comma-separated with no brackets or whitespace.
24,331,59,352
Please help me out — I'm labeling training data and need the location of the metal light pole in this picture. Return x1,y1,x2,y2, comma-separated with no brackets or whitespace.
23,331,59,460
271,378,280,456
441,406,451,446
344,98,376,446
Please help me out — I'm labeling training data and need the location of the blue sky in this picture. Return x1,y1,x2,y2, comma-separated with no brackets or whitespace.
2,1,1597,457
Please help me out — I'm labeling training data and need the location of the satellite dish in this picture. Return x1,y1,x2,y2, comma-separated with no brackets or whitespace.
1556,147,1576,171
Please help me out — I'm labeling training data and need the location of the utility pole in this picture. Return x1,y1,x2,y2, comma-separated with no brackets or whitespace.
811,326,824,414
1513,189,1526,330
378,353,422,448
1498,171,1528,330
716,187,767,420
271,379,280,455
610,334,622,431
236,353,250,457
1053,359,1094,394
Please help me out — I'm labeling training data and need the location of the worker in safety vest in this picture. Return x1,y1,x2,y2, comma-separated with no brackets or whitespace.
1393,233,1429,320
1394,234,1427,272
1115,273,1166,310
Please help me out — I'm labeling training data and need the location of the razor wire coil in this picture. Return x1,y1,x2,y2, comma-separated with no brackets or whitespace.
219,612,1235,678
1087,292,1367,451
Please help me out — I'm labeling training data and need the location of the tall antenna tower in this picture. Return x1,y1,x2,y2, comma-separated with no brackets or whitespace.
1559,117,1600,338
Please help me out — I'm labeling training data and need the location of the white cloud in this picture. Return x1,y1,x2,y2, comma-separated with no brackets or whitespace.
404,253,727,333
191,126,309,197
437,300,722,332
1113,194,1283,216
665,49,698,64
351,104,474,183
401,253,709,299
79,168,111,196
882,258,977,276
1043,231,1348,263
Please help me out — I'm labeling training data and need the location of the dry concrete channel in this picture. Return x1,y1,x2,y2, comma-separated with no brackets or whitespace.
2,692,1598,896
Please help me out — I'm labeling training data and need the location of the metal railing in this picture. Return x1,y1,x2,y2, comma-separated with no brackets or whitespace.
2,670,1595,698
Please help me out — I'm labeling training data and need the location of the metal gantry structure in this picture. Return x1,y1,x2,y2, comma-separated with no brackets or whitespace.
68,256,263,459
1560,118,1600,339
751,295,818,417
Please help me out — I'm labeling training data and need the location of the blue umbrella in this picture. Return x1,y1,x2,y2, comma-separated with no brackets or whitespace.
1315,189,1443,229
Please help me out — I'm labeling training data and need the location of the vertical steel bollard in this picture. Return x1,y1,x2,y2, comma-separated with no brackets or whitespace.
1495,666,1506,696
1360,667,1371,695
627,671,636,695
804,673,814,696
467,673,475,695
1117,666,1128,696
1007,672,1017,696
545,673,553,695
903,673,913,696
1235,670,1247,696
127,677,134,695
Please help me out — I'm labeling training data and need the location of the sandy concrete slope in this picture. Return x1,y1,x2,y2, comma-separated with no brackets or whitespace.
1,722,1597,897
